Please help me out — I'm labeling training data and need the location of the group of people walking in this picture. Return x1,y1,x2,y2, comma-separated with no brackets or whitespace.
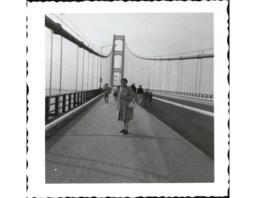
103,79,151,135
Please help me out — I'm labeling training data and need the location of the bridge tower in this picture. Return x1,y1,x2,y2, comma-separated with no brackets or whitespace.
110,35,125,86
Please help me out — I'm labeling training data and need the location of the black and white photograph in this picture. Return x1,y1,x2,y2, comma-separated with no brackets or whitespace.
45,13,214,183
25,1,229,197
4,0,256,198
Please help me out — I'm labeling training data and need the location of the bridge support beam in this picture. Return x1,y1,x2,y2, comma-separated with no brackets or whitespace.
110,35,125,87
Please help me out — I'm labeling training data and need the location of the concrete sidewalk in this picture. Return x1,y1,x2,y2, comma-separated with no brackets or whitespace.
46,96,213,183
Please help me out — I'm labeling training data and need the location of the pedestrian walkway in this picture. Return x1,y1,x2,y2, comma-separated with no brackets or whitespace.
46,96,213,183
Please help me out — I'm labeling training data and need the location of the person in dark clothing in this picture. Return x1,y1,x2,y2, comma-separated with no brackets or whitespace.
143,89,153,105
130,83,137,93
148,91,153,104
130,83,137,102
113,85,120,102
137,85,144,104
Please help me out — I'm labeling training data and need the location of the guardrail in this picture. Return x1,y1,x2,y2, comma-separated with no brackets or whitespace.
45,89,103,124
148,89,214,100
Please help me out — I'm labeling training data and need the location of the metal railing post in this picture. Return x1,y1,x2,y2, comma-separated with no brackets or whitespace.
79,92,81,105
62,95,66,113
83,91,86,103
55,95,59,116
45,97,50,123
75,93,78,106
73,93,75,107
78,92,80,106
68,94,71,110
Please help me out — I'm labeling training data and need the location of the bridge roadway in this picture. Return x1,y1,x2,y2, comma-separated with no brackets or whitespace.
46,96,213,183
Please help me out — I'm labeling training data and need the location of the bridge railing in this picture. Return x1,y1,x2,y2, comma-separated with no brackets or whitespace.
45,88,103,124
148,89,214,101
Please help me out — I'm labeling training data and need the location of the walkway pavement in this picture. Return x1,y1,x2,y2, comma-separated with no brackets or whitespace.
46,96,213,183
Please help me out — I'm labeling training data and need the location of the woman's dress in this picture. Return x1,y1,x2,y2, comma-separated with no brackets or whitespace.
118,86,134,122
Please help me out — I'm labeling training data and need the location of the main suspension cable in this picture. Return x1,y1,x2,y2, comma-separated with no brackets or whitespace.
125,42,214,61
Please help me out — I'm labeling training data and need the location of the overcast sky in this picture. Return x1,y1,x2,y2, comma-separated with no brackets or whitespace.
53,13,213,56
46,13,213,94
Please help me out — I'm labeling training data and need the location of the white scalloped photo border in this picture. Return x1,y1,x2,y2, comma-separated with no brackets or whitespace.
26,1,229,197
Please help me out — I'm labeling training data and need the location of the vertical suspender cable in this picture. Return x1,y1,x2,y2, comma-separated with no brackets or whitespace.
98,56,100,88
107,57,109,85
104,58,106,85
97,56,99,88
94,56,97,88
96,57,100,89
159,61,161,91
148,60,150,89
166,61,168,91
153,61,155,90
87,53,90,90
162,61,164,92
90,54,93,89
195,58,199,93
155,61,157,90
148,60,152,89
91,54,94,89
105,58,107,84
75,46,79,92
169,61,172,92
160,61,163,91
177,60,180,92
59,14,64,95
106,58,108,84
109,57,111,84
49,31,53,96
156,61,159,90
162,61,164,91
59,35,63,95
198,50,204,94
158,61,160,90
94,55,96,88
198,58,203,94
98,56,101,88
81,49,85,91
180,60,183,92
93,55,96,88
102,58,105,85
95,56,97,88
105,57,107,85
100,53,102,88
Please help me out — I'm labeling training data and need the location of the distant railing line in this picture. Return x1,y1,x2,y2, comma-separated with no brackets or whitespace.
149,89,214,101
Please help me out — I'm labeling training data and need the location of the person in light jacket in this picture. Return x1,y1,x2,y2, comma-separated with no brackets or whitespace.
103,83,111,103
117,78,134,135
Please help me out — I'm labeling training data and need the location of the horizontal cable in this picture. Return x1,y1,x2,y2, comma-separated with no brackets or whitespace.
45,15,112,58
125,42,214,61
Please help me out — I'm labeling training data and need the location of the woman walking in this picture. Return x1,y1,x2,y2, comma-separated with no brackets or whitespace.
103,83,111,103
117,78,134,135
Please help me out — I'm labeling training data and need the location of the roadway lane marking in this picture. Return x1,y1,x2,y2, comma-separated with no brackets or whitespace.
153,96,214,117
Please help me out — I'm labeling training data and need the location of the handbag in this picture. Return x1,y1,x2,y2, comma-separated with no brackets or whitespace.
128,101,136,109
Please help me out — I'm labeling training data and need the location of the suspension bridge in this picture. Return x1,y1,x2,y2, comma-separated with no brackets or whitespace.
45,15,214,183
